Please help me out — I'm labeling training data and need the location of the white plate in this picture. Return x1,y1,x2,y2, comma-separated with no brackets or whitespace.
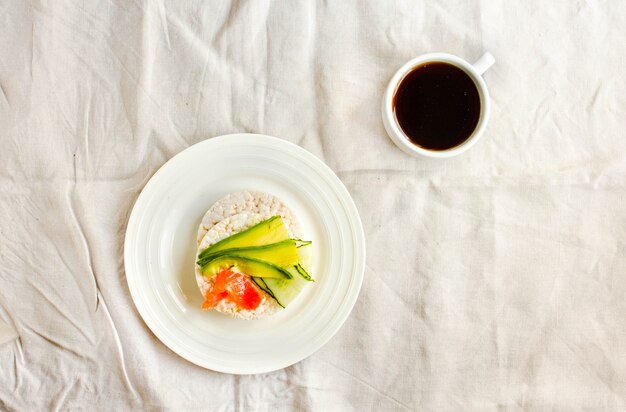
124,133,366,374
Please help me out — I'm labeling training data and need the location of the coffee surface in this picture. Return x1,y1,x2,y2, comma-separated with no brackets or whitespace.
393,62,480,151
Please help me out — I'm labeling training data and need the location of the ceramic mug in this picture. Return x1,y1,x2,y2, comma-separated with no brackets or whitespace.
382,52,495,158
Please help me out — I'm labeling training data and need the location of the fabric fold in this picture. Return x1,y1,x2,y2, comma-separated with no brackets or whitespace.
0,319,18,346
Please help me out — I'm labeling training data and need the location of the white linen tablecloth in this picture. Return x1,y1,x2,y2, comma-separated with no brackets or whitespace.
1,1,625,410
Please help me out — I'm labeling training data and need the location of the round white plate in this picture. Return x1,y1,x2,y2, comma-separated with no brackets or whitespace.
124,133,366,374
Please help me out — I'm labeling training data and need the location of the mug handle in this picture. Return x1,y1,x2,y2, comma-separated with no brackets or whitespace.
472,52,495,75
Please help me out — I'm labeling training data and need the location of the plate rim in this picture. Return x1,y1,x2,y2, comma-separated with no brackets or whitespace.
124,133,366,374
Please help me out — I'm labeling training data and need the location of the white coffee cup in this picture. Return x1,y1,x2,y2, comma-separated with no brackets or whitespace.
382,52,495,158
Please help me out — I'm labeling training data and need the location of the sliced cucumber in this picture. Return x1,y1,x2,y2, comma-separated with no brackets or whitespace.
198,216,290,257
255,265,313,307
259,270,309,307
197,240,298,268
296,243,314,271
251,277,279,304
294,264,313,281
200,255,292,279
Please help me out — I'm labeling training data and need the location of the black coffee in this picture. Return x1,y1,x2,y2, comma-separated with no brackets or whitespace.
393,62,480,151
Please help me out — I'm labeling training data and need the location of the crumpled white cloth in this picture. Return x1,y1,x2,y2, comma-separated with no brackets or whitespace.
0,321,18,347
1,1,625,410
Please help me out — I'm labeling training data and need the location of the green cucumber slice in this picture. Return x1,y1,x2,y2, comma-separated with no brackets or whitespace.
296,244,314,273
294,239,312,247
251,277,281,305
199,216,290,258
260,269,309,307
200,255,292,279
197,240,298,268
294,264,313,281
